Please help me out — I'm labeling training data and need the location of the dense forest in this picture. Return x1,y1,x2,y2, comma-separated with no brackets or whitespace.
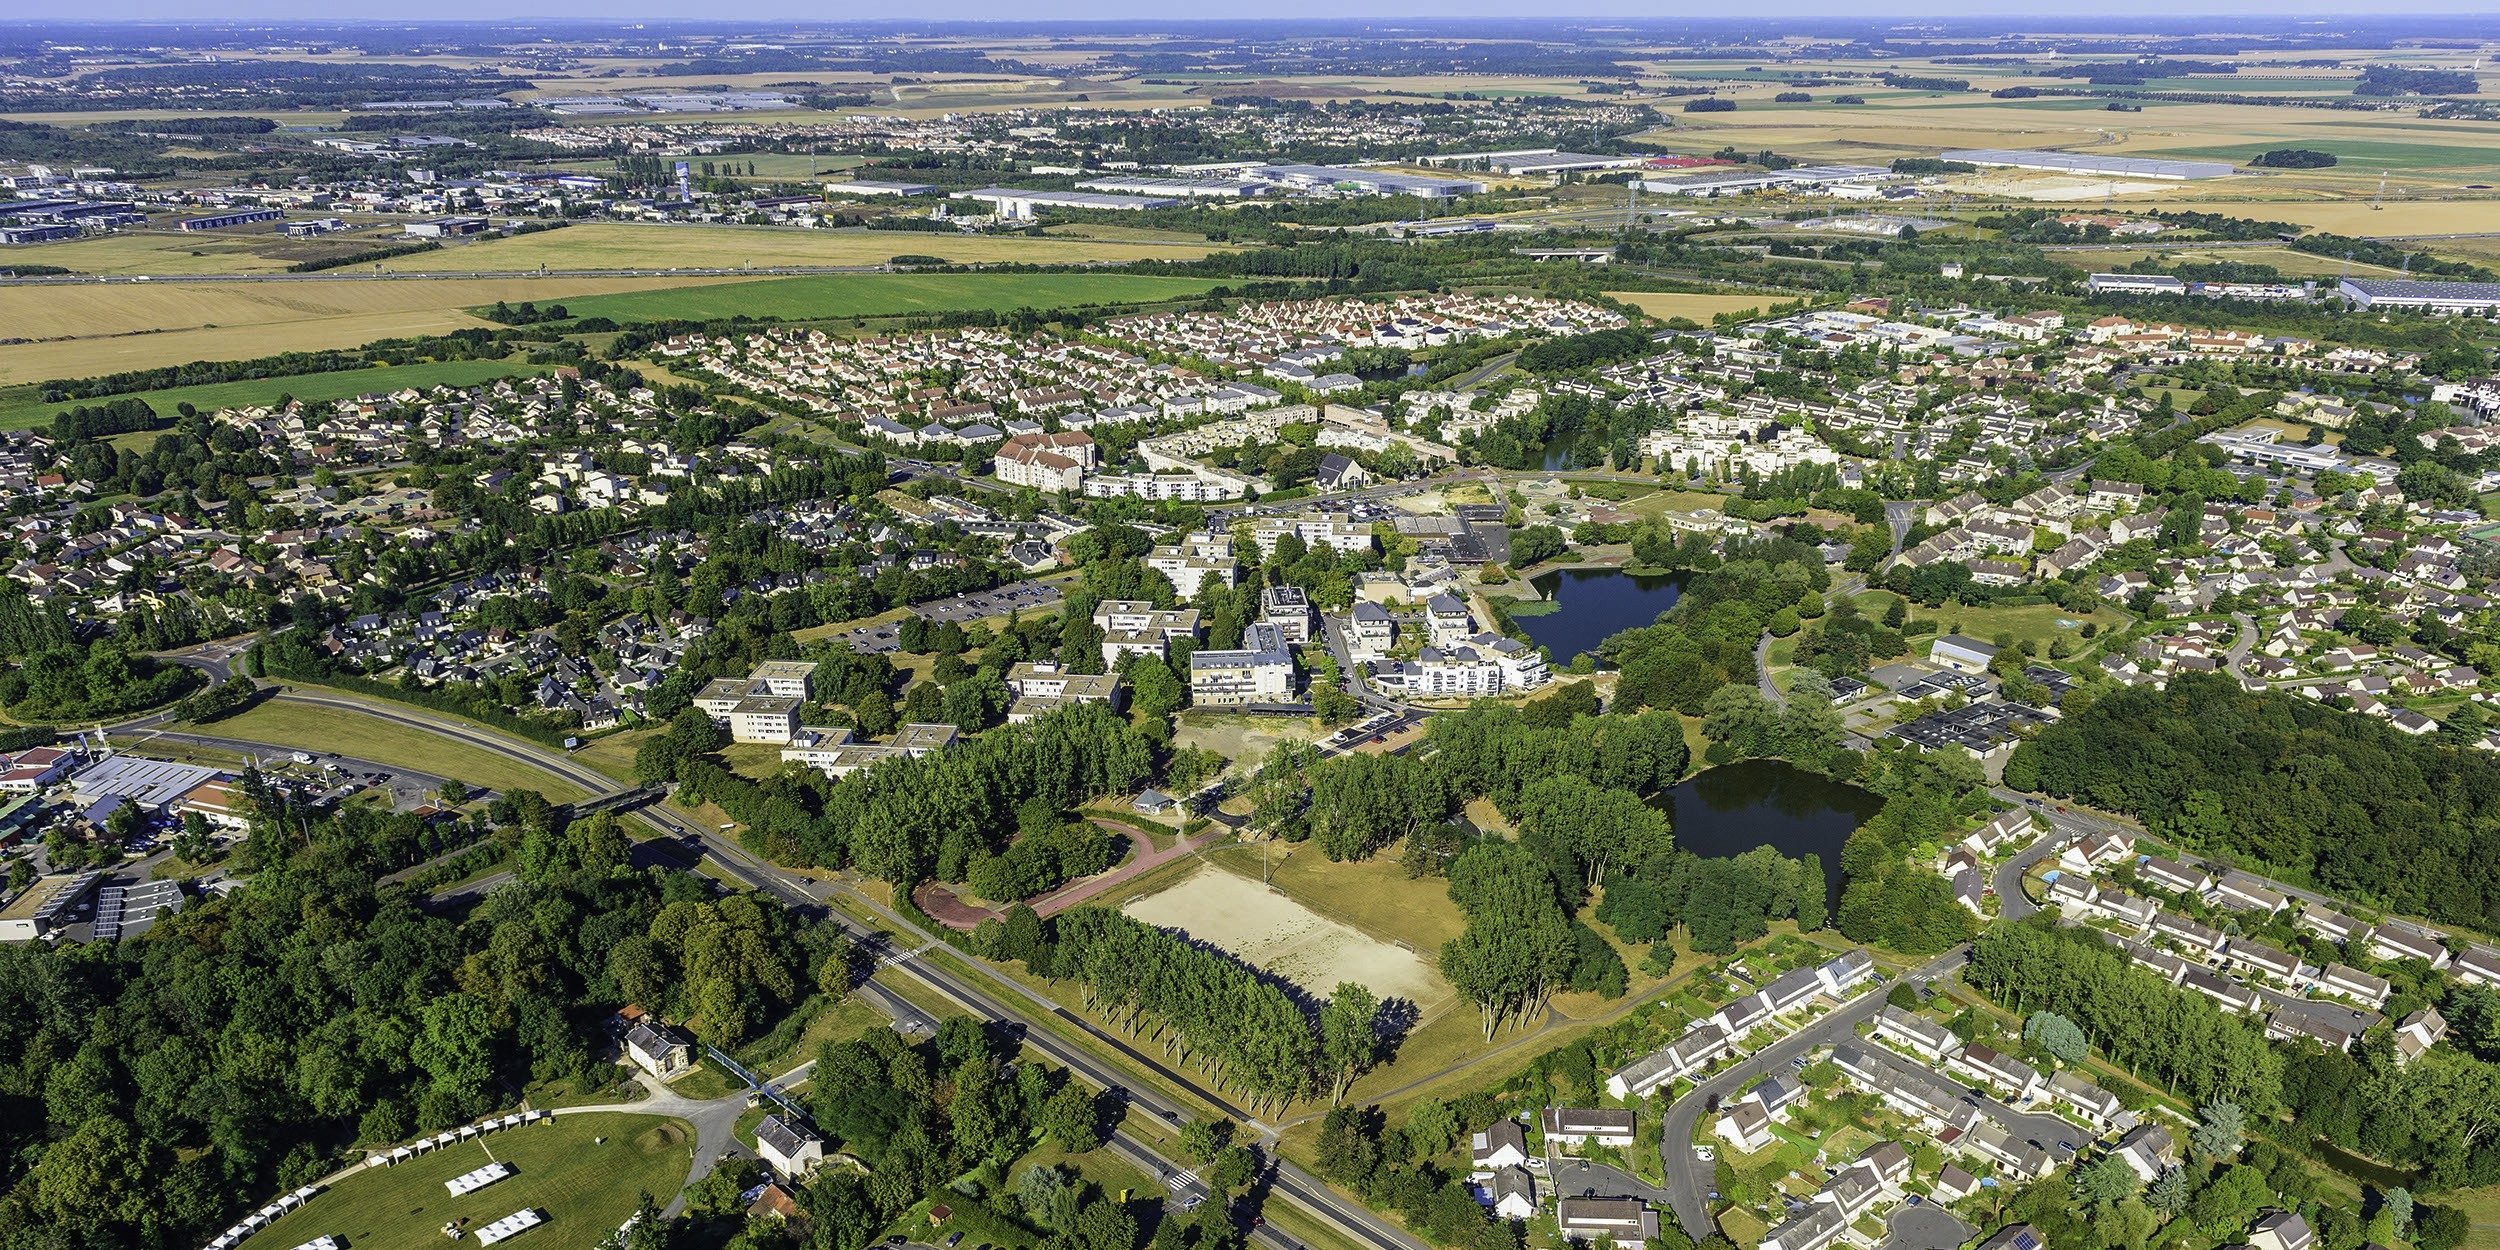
0,786,840,1250
2005,674,2500,930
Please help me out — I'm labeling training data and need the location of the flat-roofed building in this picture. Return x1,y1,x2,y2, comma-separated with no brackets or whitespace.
70,756,227,814
726,696,801,744
1190,623,1296,707
0,870,99,942
1259,585,1318,645
1004,663,1124,723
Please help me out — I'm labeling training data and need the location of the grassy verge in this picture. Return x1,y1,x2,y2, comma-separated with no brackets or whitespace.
190,699,589,802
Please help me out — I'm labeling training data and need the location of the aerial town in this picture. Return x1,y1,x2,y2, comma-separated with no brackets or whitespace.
3,13,2500,1250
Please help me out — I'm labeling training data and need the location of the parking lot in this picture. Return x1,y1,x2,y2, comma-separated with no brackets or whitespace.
910,579,1064,624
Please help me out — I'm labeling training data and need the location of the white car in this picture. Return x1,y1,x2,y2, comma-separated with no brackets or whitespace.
1694,1144,1716,1162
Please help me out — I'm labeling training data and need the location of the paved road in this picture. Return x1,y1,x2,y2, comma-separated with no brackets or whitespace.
1656,950,1968,1239
1988,795,2139,921
2225,612,2259,684
549,1072,751,1218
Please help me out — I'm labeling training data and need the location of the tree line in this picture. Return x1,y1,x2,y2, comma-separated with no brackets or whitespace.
1966,916,2283,1111
2005,673,2500,930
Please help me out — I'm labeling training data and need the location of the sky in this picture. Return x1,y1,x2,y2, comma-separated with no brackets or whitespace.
37,2,2500,18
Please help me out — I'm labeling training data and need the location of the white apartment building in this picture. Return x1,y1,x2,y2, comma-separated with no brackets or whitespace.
1190,622,1297,707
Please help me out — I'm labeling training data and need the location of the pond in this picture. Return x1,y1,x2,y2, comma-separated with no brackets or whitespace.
1660,759,1885,910
1512,567,1688,664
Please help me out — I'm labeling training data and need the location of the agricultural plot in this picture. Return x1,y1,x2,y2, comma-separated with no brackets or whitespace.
2179,198,2500,237
0,275,747,387
536,272,1231,325
394,223,1227,272
4,223,410,276
0,359,547,430
1634,92,2500,199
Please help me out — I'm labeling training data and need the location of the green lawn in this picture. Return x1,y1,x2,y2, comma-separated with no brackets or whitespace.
1923,599,2128,652
190,700,589,802
528,273,1228,326
234,1113,692,1250
0,359,546,431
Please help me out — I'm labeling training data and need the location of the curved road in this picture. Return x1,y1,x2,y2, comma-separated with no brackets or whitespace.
1655,949,1967,1239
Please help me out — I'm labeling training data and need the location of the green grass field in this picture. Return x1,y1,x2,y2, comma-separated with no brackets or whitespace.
0,359,545,431
533,272,1228,325
189,699,589,802
234,1113,692,1250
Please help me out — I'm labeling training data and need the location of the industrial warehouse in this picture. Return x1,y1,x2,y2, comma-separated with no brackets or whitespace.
1939,148,2239,180
2338,278,2500,314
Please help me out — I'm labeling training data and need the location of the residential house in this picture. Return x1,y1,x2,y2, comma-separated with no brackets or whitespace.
1873,1006,1962,1063
1470,1118,1531,1170
2368,924,2452,970
2112,1125,2176,1183
1555,1198,1659,1245
2396,1007,2448,1064
756,1115,825,1178
2249,1211,2315,1250
625,1022,694,1080
1541,1107,1638,1151
2214,870,2289,915
1486,1166,1536,1221
2047,1070,2127,1131
2318,963,2392,1010
1949,1043,2045,1103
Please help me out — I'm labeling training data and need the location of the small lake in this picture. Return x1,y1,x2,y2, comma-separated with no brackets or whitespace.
1512,567,1688,663
1660,759,1885,910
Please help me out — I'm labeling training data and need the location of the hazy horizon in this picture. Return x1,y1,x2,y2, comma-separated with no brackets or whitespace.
16,4,2500,21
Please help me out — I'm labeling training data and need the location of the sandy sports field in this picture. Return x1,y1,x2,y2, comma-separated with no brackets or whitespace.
1122,863,1443,1005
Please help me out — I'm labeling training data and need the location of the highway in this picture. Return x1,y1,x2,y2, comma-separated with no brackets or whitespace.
117,680,1419,1250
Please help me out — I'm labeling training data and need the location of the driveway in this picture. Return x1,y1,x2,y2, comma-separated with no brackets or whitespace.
1545,1158,1671,1208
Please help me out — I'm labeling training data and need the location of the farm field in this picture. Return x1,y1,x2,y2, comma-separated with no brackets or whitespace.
2175,198,2500,237
232,1113,692,1250
540,272,1232,325
0,359,547,431
392,222,1230,272
179,700,590,802
1633,94,2500,196
0,275,747,386
3,224,413,276
1121,861,1448,1009
2044,245,2409,280
1603,290,1804,322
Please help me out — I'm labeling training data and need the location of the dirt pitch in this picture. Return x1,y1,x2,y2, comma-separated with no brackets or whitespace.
1121,863,1444,1006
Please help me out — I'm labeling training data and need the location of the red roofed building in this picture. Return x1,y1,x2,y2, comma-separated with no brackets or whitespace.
0,746,78,794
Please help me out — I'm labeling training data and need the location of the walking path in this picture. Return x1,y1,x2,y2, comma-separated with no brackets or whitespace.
915,816,1233,930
